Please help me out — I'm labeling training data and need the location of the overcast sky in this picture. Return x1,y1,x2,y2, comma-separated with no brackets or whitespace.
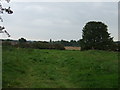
1,1,118,41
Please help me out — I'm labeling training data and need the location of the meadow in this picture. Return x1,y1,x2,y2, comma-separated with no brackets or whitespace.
2,46,118,88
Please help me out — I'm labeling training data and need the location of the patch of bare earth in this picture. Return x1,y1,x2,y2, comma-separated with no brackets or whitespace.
65,46,81,50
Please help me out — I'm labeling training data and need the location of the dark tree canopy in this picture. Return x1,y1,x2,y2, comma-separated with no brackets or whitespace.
80,21,114,50
19,38,27,43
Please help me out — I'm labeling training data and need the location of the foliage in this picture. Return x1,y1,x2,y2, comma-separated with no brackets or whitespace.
2,38,81,50
80,21,114,51
18,38,27,43
0,0,13,37
53,39,80,47
2,46,118,88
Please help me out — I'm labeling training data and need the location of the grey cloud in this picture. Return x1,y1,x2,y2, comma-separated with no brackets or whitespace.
1,2,118,41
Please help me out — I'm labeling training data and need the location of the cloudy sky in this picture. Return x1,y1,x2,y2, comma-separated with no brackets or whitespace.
1,1,118,41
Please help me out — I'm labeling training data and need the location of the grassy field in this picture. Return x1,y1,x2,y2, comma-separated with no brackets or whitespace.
2,46,118,88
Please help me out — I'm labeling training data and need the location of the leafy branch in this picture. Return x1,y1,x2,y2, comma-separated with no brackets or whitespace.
0,0,13,37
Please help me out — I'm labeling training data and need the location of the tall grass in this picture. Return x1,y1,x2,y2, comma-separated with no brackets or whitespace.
2,46,118,88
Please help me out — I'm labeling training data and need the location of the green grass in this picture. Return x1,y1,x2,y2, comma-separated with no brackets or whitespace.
2,46,118,88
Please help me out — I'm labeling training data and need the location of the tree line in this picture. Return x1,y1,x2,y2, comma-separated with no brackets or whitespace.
2,38,80,50
2,21,119,51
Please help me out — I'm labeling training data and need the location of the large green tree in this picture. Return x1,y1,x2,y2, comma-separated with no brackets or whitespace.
80,21,114,50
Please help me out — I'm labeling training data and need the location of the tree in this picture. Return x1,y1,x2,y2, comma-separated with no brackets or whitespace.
18,38,27,48
18,38,27,43
0,0,13,37
80,21,114,50
50,39,52,43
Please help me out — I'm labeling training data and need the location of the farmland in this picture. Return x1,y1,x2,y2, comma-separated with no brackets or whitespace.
2,46,118,88
65,46,81,50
